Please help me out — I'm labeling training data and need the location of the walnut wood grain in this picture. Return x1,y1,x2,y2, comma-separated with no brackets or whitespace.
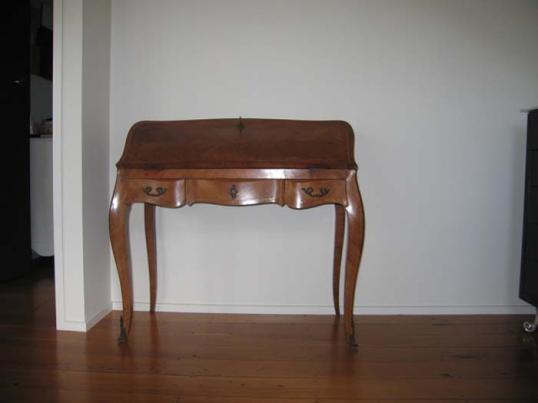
123,178,185,207
123,168,350,180
109,179,133,339
343,173,366,347
186,179,284,206
117,119,357,170
109,118,365,346
333,204,345,316
144,204,157,313
284,180,347,209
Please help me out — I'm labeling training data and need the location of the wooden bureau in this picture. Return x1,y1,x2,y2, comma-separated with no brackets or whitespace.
109,118,365,347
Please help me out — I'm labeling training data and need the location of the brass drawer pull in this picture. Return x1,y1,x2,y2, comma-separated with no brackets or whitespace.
301,187,330,198
143,186,167,197
230,184,238,199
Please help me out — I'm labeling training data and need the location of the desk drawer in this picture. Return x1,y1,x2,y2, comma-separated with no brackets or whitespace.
123,179,185,207
285,180,347,209
186,179,283,206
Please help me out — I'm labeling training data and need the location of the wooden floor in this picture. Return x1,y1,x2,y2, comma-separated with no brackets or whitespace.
0,268,537,402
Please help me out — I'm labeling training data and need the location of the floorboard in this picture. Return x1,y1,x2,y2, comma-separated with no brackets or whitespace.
0,267,536,402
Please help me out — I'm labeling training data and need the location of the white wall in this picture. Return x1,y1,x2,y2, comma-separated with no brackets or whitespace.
109,0,538,315
53,0,111,331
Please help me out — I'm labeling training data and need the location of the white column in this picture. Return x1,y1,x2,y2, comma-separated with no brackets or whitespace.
53,0,111,331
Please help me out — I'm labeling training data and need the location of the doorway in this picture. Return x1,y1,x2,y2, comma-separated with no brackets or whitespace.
0,0,54,312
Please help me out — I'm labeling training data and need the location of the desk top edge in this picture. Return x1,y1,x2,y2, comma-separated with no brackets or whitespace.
118,168,355,180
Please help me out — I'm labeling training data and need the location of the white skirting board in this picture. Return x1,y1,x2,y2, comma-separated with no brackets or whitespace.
111,302,535,315
60,305,112,332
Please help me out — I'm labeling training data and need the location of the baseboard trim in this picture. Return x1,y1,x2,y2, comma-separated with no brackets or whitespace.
56,319,87,332
56,305,112,332
85,305,112,330
111,301,535,315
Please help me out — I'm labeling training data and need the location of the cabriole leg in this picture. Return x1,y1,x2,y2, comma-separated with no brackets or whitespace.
109,182,133,343
343,173,365,348
333,204,345,316
144,204,157,313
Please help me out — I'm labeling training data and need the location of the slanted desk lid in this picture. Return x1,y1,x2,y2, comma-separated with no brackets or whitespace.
116,118,357,170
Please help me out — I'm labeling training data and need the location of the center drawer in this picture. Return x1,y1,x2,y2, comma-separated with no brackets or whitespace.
186,179,283,206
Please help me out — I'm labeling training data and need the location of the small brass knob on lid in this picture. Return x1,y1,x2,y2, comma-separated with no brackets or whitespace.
237,116,245,134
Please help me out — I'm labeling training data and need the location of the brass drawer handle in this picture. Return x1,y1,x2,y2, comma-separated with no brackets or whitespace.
143,186,167,197
230,184,238,199
301,187,330,198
